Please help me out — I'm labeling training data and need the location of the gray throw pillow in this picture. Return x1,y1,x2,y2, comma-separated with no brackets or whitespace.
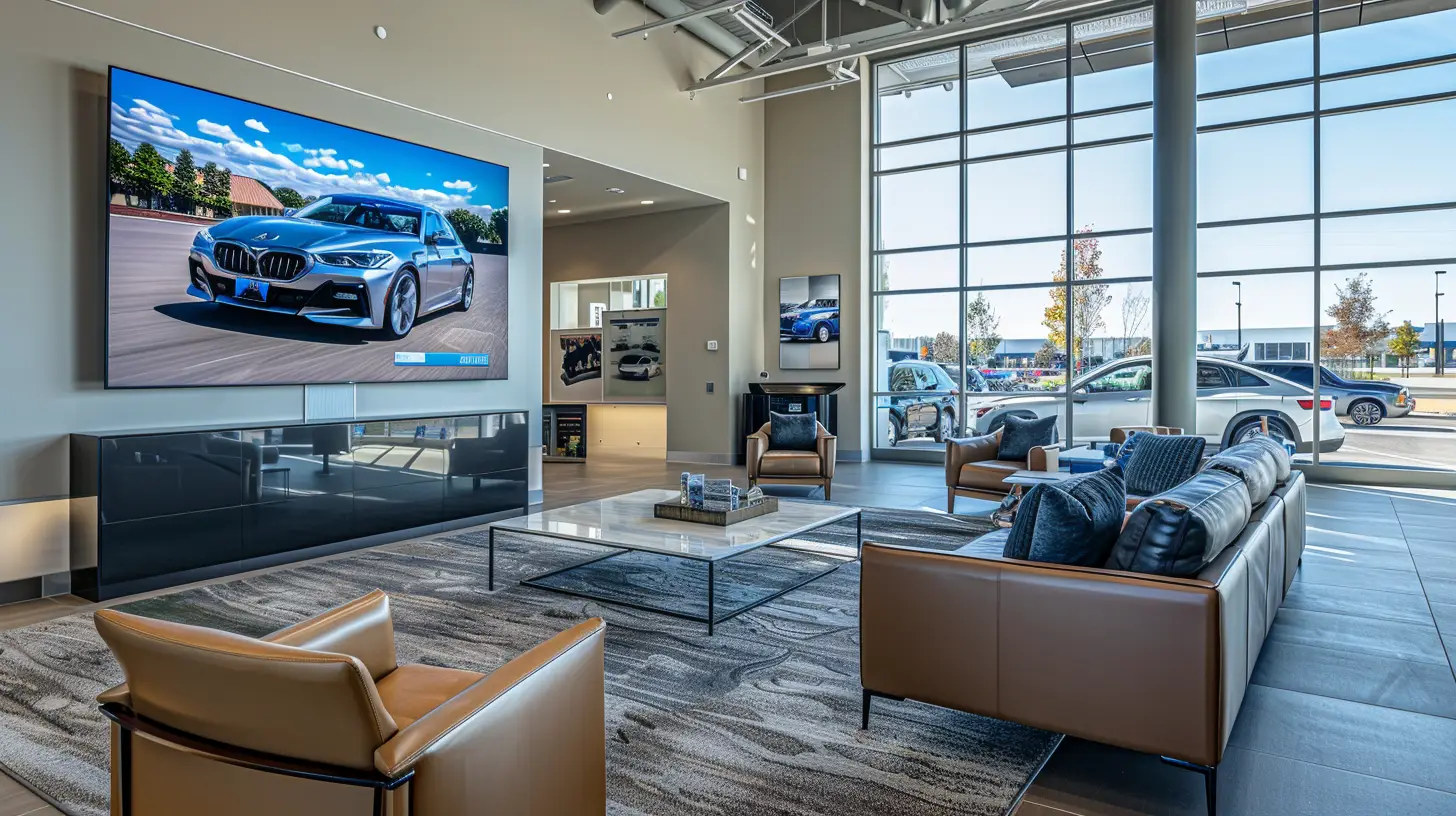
997,414,1059,462
768,412,817,452
1002,466,1126,566
1123,434,1206,496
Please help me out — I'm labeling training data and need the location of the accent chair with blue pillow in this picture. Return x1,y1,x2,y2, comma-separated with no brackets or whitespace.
747,414,837,499
945,418,1063,510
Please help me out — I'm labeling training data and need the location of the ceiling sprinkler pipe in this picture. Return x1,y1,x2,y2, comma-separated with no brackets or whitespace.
595,0,628,12
900,0,936,23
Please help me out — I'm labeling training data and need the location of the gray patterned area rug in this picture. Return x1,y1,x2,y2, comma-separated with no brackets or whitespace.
0,505,1058,816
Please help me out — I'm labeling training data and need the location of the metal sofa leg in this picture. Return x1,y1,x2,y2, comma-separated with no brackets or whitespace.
861,688,871,730
1161,757,1216,816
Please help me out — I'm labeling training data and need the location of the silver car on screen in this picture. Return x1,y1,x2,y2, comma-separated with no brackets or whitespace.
186,194,474,339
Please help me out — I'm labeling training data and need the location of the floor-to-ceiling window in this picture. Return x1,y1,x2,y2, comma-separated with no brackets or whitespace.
872,0,1456,472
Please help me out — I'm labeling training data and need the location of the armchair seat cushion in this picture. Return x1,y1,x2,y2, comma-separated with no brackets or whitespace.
376,664,484,729
760,449,824,477
959,459,1022,491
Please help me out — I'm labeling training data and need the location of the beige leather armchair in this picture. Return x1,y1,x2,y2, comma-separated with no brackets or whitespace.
94,590,605,816
945,429,1061,510
746,421,837,500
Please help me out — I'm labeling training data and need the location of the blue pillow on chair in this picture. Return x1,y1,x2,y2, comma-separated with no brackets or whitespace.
997,414,1059,462
1002,466,1126,566
1123,434,1207,497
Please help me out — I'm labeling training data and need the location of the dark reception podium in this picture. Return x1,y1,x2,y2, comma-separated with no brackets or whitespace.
70,412,529,601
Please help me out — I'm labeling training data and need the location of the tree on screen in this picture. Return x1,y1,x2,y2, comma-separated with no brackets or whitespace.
487,207,509,246
445,208,489,247
1388,320,1422,376
107,138,131,197
274,187,307,210
201,162,233,219
124,142,173,209
170,149,201,216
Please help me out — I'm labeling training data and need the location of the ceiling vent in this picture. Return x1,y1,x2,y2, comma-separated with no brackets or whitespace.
543,174,575,185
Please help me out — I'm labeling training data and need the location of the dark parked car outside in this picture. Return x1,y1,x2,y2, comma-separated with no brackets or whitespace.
1248,362,1412,425
884,360,959,446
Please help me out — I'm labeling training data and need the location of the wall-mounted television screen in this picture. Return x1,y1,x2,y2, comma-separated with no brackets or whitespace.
105,67,510,387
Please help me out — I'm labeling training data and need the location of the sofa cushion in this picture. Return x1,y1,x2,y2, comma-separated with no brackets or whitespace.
1106,469,1252,577
1203,442,1279,507
769,411,818,452
1240,432,1293,484
958,459,1022,491
997,414,1058,462
1003,466,1126,566
759,449,822,477
1123,433,1206,497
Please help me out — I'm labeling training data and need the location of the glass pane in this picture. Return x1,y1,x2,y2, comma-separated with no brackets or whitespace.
1069,279,1153,376
1321,62,1456,109
876,49,961,143
875,249,959,292
1092,232,1153,280
1074,107,1152,143
1318,266,1453,470
1073,140,1152,232
967,152,1066,242
966,121,1064,159
1196,21,1313,94
966,239,1063,287
1197,85,1313,127
1320,7,1456,76
1321,101,1456,212
1198,120,1314,222
874,293,963,450
959,286,1068,439
877,166,960,250
877,137,959,171
1321,210,1456,267
1198,221,1314,273
1073,11,1153,113
964,27,1068,130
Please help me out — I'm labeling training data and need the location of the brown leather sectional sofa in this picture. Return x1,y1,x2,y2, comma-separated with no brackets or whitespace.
862,465,1306,816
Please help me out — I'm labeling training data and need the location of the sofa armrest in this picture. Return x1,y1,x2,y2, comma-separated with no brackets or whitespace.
746,423,770,478
262,589,397,681
375,618,606,811
1027,442,1064,472
860,542,1225,766
816,425,837,479
945,431,1001,488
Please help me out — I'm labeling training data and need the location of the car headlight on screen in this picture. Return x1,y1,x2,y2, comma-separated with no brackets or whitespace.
196,227,213,242
314,250,394,268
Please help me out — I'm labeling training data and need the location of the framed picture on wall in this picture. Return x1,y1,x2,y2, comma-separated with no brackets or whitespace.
778,275,840,370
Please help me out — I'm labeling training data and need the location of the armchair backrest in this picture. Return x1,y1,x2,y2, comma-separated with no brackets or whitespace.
95,609,399,771
1110,426,1184,445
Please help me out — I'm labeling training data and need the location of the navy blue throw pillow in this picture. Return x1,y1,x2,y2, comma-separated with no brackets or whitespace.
1123,434,1206,496
768,411,817,452
997,414,1059,462
1003,466,1126,566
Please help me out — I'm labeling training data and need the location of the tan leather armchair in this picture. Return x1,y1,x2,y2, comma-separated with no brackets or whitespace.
746,421,837,500
945,429,1061,510
94,590,605,816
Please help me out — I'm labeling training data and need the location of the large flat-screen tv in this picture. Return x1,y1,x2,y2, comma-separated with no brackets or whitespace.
105,67,510,387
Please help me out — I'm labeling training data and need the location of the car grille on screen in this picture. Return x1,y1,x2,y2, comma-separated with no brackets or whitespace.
781,315,797,332
257,251,307,281
213,242,255,276
213,243,308,281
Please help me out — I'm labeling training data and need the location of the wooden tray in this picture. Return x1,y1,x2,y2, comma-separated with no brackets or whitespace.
654,498,779,526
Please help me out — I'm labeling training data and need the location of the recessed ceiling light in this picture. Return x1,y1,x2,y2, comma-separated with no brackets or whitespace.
557,209,572,214
548,199,557,204
606,187,625,195
607,93,614,100
640,200,654,205
542,162,550,168
374,26,387,40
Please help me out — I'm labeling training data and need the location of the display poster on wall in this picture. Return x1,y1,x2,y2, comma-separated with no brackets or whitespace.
589,303,605,328
549,330,603,402
779,275,840,370
604,308,667,403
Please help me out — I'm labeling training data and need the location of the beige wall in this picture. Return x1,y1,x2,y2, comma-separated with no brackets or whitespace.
763,68,870,458
544,206,738,459
586,405,668,456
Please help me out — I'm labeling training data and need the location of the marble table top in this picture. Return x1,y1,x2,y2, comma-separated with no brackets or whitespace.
490,489,859,561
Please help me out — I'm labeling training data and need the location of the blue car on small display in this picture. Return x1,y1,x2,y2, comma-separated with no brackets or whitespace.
780,298,840,343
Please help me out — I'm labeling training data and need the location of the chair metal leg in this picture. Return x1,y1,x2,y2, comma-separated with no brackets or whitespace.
1161,757,1216,816
861,688,871,730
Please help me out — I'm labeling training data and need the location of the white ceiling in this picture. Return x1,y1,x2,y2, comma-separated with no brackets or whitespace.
542,148,721,227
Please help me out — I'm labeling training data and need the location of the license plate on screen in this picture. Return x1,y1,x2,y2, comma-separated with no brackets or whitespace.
234,279,269,301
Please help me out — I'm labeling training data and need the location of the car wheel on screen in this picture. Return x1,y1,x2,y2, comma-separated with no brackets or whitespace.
457,270,474,312
815,324,832,343
383,271,419,340
1348,399,1384,426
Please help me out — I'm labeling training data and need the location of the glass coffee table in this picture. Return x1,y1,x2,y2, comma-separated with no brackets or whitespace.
487,489,862,634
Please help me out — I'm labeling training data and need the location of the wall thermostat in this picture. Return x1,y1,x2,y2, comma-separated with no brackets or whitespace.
706,340,719,351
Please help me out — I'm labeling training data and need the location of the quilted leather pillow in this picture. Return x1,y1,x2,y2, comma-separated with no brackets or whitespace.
1003,466,1126,566
1123,433,1206,496
1204,443,1279,507
1106,469,1252,577
997,414,1059,462
1239,432,1293,483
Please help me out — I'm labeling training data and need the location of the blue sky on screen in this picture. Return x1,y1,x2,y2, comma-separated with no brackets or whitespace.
875,9,1456,341
109,68,508,220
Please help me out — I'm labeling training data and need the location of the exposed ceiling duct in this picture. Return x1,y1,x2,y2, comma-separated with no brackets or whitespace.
600,0,756,62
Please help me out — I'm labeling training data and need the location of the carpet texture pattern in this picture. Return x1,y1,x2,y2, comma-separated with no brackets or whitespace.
0,506,1056,816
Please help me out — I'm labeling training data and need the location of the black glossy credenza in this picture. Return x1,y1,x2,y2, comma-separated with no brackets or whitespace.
70,412,529,601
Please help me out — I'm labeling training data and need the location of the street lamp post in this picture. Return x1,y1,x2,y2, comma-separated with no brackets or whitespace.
1438,270,1447,376
1232,281,1242,354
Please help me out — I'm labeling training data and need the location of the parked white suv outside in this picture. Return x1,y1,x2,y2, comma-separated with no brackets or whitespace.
965,355,1345,453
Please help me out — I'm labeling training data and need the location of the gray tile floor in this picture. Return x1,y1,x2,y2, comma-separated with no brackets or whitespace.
0,457,1450,816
